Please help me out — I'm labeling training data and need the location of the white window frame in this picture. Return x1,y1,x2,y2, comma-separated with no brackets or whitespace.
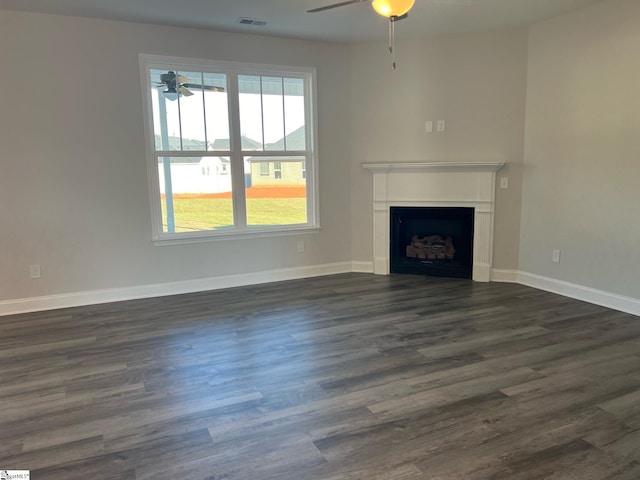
139,54,320,245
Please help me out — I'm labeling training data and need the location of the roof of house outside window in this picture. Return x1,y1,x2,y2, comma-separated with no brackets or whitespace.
212,136,263,150
266,126,305,151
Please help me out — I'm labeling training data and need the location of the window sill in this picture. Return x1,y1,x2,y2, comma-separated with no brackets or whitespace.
152,225,321,246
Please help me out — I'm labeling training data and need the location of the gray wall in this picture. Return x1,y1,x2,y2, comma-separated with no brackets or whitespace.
349,29,529,271
0,11,352,302
521,0,640,299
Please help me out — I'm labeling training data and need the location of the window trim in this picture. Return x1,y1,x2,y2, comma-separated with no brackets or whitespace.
139,54,320,244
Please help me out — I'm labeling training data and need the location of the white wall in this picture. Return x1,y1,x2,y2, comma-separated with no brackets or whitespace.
521,0,640,299
349,29,529,271
0,11,352,305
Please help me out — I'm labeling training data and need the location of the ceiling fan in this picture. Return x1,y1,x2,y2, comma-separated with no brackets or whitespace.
156,71,225,101
307,0,416,69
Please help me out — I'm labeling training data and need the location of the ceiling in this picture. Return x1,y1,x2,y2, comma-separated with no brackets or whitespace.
0,0,606,43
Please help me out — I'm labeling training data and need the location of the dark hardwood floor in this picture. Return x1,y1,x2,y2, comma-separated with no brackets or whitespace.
2,273,640,479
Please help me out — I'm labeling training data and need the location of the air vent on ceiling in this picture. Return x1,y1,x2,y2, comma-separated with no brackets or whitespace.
237,18,268,27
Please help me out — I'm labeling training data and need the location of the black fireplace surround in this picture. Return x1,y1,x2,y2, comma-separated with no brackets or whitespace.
390,206,474,279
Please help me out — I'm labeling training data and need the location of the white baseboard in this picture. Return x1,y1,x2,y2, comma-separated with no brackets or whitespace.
491,269,520,283
351,261,374,273
3,263,638,318
0,262,354,317
516,271,640,317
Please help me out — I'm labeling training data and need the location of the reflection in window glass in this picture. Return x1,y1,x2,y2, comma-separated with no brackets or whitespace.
151,69,230,153
176,71,206,148
150,68,182,151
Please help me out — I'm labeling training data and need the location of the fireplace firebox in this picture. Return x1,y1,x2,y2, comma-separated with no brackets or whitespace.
390,207,474,279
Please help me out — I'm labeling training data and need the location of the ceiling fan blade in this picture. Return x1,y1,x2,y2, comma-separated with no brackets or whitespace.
307,0,370,13
178,86,194,97
182,83,226,92
176,74,190,83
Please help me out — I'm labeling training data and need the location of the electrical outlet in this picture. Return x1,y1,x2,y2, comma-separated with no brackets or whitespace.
297,240,305,253
552,249,561,263
436,120,446,132
30,264,41,279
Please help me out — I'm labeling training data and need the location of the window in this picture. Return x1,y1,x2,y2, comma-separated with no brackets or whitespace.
140,54,318,242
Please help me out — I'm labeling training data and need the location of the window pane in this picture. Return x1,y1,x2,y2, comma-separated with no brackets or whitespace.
245,156,307,227
158,156,233,233
238,75,264,149
238,76,307,153
151,68,182,151
203,73,229,151
283,78,306,151
262,77,285,150
177,70,207,149
151,69,229,152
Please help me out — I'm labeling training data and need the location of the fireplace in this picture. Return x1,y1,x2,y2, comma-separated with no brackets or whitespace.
390,206,474,279
362,162,504,282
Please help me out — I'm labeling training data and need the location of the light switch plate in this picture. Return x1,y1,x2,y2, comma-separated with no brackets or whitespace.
425,121,433,133
30,264,41,279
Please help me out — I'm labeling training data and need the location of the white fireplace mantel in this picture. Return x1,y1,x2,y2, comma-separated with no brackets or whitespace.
362,161,505,282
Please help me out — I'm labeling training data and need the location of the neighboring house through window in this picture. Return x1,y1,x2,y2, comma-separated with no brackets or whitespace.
139,54,318,242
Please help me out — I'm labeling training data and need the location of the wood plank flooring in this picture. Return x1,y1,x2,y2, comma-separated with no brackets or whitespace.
2,273,640,479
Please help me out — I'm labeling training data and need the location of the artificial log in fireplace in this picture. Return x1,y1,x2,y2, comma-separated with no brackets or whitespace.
406,234,455,260
390,206,474,279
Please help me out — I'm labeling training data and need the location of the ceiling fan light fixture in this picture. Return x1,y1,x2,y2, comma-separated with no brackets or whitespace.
163,87,178,101
372,0,415,18
306,0,415,69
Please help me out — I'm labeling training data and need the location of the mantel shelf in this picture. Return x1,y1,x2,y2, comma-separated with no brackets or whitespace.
362,162,505,174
